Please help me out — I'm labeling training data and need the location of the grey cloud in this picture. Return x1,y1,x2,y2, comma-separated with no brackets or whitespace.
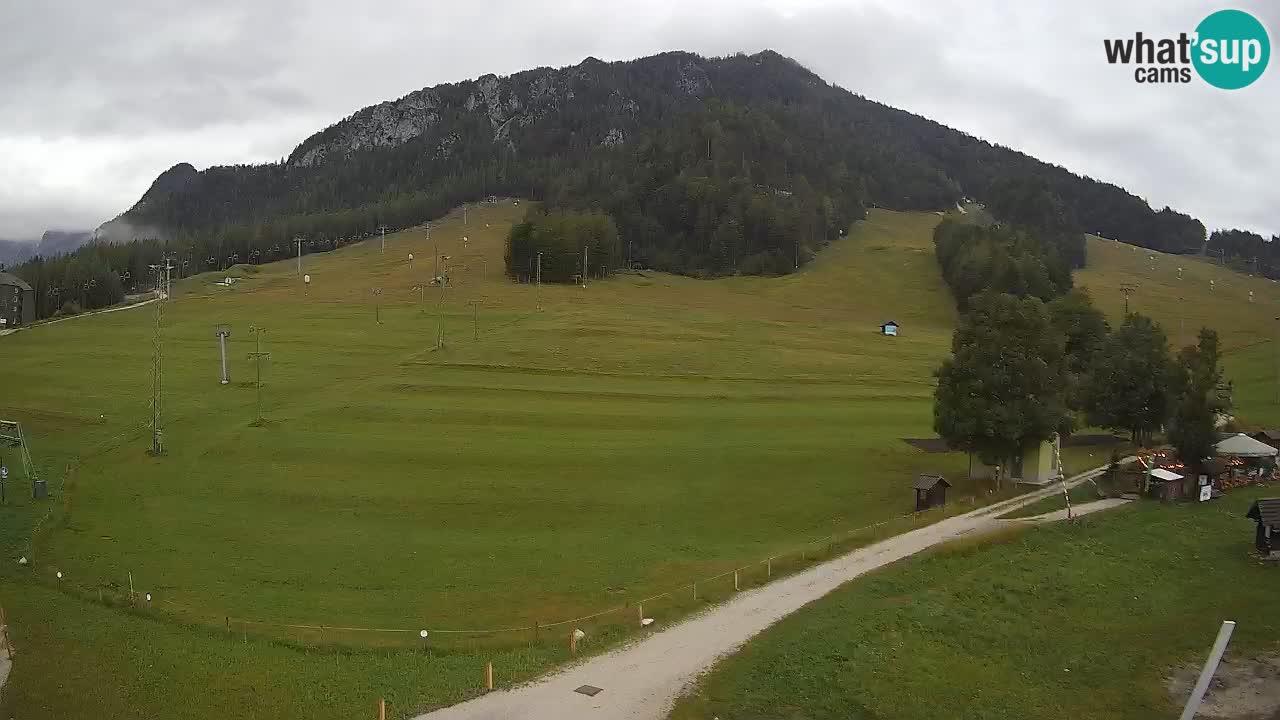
0,0,312,137
0,0,1274,238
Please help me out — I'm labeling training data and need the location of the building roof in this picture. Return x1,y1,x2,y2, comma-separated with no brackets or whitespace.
1214,433,1279,458
1149,468,1183,482
881,321,899,327
914,474,949,490
1247,498,1280,526
1252,430,1280,441
0,271,33,291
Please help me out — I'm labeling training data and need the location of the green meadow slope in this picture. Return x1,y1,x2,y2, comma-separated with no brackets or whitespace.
0,206,983,719
670,486,1280,720
1075,234,1280,426
666,234,1280,720
2,205,1275,719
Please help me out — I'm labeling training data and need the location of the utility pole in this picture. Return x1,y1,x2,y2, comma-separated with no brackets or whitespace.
246,326,270,424
435,281,447,350
1179,297,1185,346
468,299,481,340
582,245,589,288
1120,283,1137,315
371,288,384,324
412,284,426,313
536,251,542,311
294,237,304,275
147,263,166,455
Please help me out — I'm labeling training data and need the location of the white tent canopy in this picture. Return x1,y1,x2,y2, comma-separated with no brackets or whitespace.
1149,468,1183,482
1214,433,1279,458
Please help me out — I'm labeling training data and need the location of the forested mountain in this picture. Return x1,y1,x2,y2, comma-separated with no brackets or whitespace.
12,50,1226,319
97,51,1205,266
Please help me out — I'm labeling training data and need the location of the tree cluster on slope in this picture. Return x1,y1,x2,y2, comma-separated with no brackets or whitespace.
505,209,622,283
934,284,1228,476
1206,228,1280,279
933,219,1073,310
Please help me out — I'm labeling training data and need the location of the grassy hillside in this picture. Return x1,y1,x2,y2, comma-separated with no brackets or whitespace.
670,485,1280,720
3,203,1271,719
0,206,988,719
1075,235,1280,426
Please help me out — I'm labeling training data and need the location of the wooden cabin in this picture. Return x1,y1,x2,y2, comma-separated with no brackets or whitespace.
914,474,950,512
1247,498,1280,557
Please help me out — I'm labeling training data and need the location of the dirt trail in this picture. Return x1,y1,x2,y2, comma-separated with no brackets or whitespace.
415,462,1126,720
1007,497,1132,524
0,296,157,337
0,621,12,695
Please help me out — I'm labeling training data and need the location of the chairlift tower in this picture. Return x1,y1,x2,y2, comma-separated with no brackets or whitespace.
1119,283,1138,315
0,419,40,500
246,326,271,424
147,263,167,455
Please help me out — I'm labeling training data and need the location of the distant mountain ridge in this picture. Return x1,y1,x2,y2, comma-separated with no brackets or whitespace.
0,230,93,266
95,50,1206,276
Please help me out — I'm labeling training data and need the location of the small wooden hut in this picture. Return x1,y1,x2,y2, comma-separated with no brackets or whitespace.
1247,498,1280,557
914,474,950,512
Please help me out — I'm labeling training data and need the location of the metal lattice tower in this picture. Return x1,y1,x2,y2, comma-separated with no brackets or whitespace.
246,326,271,424
0,420,37,483
148,264,166,455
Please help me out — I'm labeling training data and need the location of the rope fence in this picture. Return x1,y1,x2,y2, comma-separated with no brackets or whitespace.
27,497,969,656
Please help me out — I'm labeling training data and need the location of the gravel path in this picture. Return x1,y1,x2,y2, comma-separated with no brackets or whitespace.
0,622,12,696
415,461,1127,720
1007,497,1132,524
0,296,157,337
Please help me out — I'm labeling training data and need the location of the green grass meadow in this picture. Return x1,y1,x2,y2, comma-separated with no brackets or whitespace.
670,484,1280,720
0,206,985,718
1,204,1276,718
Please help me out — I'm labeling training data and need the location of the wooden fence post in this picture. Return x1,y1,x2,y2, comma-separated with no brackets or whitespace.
767,559,772,578
378,698,386,720
569,629,577,655
637,603,644,627
734,570,740,591
485,661,494,691
692,582,697,601
534,620,540,642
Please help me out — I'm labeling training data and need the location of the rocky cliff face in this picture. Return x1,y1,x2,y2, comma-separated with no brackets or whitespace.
286,52,711,169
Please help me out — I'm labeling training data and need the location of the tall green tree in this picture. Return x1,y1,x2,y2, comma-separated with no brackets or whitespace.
1084,314,1173,444
1048,289,1111,410
1169,329,1230,474
933,293,1070,483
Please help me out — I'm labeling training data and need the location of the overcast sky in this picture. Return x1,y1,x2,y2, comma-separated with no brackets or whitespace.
0,0,1275,240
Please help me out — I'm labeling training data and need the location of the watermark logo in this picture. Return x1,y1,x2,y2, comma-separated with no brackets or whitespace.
1104,9,1270,88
